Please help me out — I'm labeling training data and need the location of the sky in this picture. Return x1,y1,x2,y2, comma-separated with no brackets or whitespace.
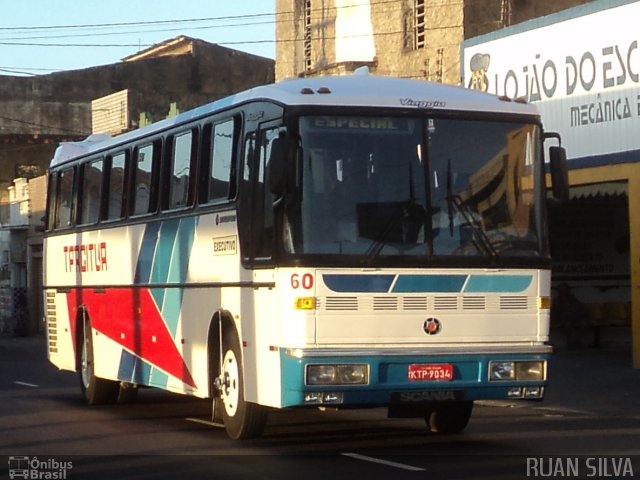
0,1,276,76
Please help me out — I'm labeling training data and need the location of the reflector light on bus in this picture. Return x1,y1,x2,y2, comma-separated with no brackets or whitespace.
294,297,316,310
537,296,551,310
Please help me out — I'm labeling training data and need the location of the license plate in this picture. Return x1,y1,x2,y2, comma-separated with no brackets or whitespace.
408,363,454,382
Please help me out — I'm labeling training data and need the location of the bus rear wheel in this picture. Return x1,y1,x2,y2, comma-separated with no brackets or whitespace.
219,330,268,440
426,401,474,434
78,318,119,405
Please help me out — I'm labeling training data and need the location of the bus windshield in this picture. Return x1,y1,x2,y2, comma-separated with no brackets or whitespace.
285,115,543,262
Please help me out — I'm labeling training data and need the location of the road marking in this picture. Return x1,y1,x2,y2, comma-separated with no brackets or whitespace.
14,381,39,388
342,452,425,472
185,417,224,428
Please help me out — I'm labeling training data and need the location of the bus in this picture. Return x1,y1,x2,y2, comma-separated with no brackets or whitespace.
43,74,568,440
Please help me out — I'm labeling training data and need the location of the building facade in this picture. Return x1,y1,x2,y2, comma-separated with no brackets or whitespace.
275,0,592,82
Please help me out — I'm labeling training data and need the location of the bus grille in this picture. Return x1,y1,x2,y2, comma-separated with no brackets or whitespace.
324,296,358,311
373,297,398,311
500,296,529,309
320,294,532,313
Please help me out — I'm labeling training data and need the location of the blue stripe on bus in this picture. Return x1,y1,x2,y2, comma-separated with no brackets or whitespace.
118,350,169,388
162,217,197,336
150,219,180,307
322,274,395,292
133,217,199,339
322,274,534,293
134,221,161,284
464,275,533,293
392,274,467,293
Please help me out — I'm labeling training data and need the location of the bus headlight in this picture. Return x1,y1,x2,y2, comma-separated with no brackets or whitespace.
306,364,369,385
489,360,545,381
515,361,545,381
489,361,515,380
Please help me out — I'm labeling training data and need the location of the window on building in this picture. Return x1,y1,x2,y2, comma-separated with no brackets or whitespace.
415,0,426,49
304,0,312,70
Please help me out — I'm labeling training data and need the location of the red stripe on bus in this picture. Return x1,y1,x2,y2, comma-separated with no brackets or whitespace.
65,288,197,388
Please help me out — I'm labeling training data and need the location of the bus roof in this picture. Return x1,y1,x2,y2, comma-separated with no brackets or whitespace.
51,74,540,167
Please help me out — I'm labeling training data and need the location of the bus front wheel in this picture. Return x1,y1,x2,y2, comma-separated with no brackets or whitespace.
219,329,268,440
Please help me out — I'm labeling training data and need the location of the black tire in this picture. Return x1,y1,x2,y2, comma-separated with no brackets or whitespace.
219,329,268,440
426,401,474,434
78,317,119,405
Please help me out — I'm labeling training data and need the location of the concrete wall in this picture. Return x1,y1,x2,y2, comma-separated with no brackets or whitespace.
0,40,274,135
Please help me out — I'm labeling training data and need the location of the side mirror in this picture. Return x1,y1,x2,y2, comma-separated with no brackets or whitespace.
549,146,569,201
544,132,569,201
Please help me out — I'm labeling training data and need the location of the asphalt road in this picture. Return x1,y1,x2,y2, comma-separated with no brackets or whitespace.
2,336,640,480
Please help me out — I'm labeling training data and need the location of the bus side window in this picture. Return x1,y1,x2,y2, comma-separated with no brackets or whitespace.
46,172,57,231
106,152,127,221
209,119,235,203
79,158,104,225
132,143,157,216
254,127,281,259
238,132,257,260
243,133,256,183
55,167,75,229
168,130,195,210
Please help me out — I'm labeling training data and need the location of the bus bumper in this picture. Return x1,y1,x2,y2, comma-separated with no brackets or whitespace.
280,347,550,408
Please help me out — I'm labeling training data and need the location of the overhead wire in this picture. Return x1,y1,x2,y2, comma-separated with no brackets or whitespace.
0,0,406,48
0,0,468,79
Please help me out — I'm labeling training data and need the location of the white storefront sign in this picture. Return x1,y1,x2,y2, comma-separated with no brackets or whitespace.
462,0,640,164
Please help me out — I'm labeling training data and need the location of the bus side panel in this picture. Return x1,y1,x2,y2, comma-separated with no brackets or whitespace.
246,270,283,408
44,288,77,373
180,211,249,397
245,268,319,409
537,269,552,338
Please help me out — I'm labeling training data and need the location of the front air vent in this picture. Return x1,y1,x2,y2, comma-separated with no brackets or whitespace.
403,296,428,311
325,296,358,311
500,296,529,310
434,296,458,310
374,296,398,311
463,296,486,310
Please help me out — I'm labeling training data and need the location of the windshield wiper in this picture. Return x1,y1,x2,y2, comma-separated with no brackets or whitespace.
450,195,497,257
446,159,496,257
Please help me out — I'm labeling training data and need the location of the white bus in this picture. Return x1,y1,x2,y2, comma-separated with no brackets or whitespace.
44,74,568,439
